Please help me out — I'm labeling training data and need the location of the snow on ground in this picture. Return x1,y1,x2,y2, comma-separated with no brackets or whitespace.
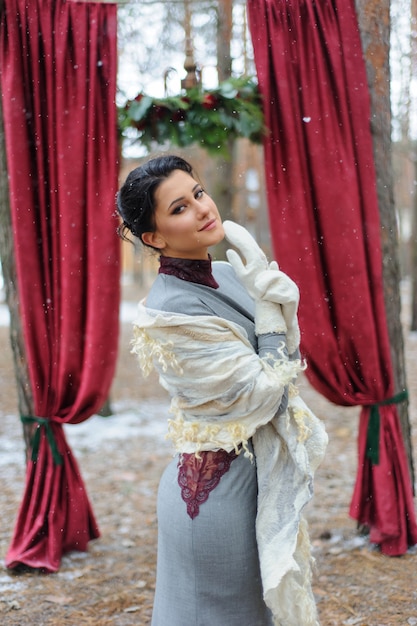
64,401,170,454
0,297,170,465
0,303,9,327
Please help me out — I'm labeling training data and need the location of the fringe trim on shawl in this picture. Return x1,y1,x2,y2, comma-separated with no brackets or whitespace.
131,327,183,377
166,412,254,459
269,517,319,626
165,357,304,456
287,383,315,444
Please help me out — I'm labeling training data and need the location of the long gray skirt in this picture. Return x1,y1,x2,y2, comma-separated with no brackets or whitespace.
151,447,274,626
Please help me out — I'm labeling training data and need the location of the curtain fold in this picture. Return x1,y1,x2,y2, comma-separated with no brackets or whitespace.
247,0,417,555
1,0,120,571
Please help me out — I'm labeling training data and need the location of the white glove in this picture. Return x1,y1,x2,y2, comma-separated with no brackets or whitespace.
223,220,300,352
223,221,268,298
256,259,301,354
223,220,287,336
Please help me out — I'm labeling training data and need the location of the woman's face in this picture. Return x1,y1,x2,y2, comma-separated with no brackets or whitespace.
142,169,225,259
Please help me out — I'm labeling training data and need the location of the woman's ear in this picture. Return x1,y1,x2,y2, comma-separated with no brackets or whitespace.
141,231,165,250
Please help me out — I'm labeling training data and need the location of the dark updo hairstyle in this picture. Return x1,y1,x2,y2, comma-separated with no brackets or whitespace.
116,154,193,246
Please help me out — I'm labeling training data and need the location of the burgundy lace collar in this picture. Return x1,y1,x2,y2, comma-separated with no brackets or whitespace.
159,255,219,289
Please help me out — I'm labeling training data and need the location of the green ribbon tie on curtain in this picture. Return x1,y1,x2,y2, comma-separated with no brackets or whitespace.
365,389,409,465
20,416,64,466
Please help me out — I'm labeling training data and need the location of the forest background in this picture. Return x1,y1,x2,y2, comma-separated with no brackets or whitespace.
1,1,417,624
1,1,417,326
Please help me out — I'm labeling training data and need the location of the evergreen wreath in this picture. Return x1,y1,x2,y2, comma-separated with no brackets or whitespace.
118,76,265,157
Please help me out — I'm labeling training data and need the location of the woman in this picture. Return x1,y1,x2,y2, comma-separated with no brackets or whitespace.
117,154,327,626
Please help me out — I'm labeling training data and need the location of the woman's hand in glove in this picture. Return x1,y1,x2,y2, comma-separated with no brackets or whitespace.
223,220,287,335
223,220,269,300
223,220,301,352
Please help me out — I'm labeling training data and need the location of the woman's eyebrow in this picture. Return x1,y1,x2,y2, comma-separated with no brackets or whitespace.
167,196,184,210
167,184,200,211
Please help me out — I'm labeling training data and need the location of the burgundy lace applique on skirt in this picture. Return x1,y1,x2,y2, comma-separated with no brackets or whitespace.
178,450,238,519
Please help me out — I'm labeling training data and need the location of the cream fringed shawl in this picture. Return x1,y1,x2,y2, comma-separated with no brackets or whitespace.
132,301,328,626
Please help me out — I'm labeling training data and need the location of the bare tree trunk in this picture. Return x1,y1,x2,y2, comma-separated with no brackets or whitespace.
216,0,233,83
412,144,417,330
0,54,35,462
355,0,414,484
410,0,417,330
213,0,235,260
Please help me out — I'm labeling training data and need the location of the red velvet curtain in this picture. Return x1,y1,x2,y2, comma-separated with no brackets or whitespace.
0,0,120,571
247,0,417,555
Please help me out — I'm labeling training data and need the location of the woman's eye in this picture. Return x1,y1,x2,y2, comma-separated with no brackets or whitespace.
172,205,185,215
195,188,204,199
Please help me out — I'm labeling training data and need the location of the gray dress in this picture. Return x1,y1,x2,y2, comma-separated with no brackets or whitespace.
147,261,284,626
